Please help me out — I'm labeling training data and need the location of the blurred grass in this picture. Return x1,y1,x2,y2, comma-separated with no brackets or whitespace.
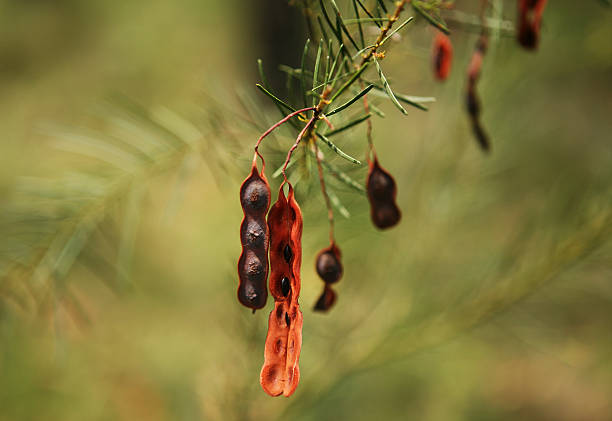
1,1,612,420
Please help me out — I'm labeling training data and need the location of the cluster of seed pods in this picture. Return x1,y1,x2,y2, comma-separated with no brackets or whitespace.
517,0,548,50
238,157,304,396
432,32,453,81
260,182,304,396
465,35,490,152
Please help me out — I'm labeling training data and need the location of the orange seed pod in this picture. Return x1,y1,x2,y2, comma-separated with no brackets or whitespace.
432,32,453,81
260,182,303,397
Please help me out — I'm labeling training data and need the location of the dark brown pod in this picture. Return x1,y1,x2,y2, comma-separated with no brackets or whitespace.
315,243,343,284
465,36,491,153
237,162,271,310
313,285,337,312
366,157,401,229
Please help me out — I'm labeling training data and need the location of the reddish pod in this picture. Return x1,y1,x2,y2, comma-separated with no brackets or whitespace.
432,32,453,81
517,0,548,50
466,36,490,152
238,161,271,310
313,243,342,312
260,182,303,397
366,156,401,229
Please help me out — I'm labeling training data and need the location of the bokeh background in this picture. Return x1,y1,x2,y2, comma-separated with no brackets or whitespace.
1,1,611,420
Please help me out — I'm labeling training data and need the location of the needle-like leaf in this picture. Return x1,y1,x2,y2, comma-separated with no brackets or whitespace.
316,132,362,164
301,38,311,107
329,62,370,103
412,1,450,34
379,17,414,46
325,113,371,136
354,0,383,28
326,84,374,116
373,57,408,115
256,84,297,113
313,39,324,105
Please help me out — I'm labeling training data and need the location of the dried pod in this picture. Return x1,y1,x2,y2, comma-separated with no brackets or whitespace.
366,157,401,229
313,285,337,312
315,243,343,284
517,0,547,50
260,182,303,397
465,35,491,152
432,32,453,81
237,162,271,310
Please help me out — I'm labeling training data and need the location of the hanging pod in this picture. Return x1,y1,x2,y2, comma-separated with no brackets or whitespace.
260,182,303,397
313,242,342,312
465,35,490,152
315,243,343,284
432,32,453,81
314,284,337,312
366,156,401,229
517,0,548,50
237,161,271,310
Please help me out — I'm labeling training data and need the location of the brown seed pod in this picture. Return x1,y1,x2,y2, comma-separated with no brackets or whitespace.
465,35,491,152
313,285,337,312
237,161,271,310
260,182,303,397
366,157,401,229
315,243,343,284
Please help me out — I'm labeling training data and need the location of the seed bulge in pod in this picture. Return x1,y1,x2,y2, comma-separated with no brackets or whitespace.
373,203,402,230
241,180,269,211
314,286,336,312
366,158,401,230
315,249,342,284
280,276,291,297
367,168,393,201
241,219,266,248
283,244,293,263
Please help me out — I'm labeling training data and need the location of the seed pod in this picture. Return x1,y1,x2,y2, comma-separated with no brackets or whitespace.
315,243,343,284
465,35,491,152
237,162,271,310
366,157,401,229
260,182,303,397
313,285,337,312
517,0,547,50
432,32,453,81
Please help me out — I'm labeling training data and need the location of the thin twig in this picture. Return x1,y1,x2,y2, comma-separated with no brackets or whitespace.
313,140,335,243
253,107,315,169
281,116,317,182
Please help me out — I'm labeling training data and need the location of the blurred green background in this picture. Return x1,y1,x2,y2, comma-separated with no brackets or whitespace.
1,1,611,420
